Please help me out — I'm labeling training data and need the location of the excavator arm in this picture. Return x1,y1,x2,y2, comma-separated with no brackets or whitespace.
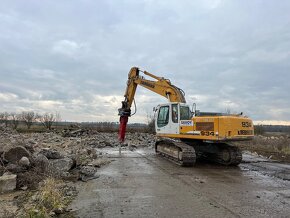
118,67,186,142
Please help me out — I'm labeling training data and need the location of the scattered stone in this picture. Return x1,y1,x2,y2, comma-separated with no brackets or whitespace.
62,129,90,137
6,163,26,174
3,146,31,164
80,166,97,177
79,166,99,182
128,145,137,151
39,148,63,159
19,157,30,168
53,207,65,214
49,211,56,216
2,171,13,176
20,185,28,191
48,157,74,174
34,154,49,171
0,174,17,193
23,143,35,154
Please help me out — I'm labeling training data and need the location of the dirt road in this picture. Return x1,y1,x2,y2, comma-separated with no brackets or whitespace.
69,148,290,218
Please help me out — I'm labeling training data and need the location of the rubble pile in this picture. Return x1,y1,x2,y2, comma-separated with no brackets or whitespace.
0,124,156,192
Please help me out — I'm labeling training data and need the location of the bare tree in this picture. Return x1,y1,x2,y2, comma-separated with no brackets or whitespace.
54,111,61,128
22,111,36,129
0,112,10,127
146,113,155,133
0,112,4,124
40,112,56,130
10,112,21,129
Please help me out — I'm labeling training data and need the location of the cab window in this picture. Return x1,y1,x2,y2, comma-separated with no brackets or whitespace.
172,104,178,123
180,106,191,120
157,106,169,127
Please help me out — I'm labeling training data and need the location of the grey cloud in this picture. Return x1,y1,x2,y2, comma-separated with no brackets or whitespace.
0,0,290,123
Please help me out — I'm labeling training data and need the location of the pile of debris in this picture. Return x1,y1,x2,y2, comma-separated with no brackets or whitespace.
0,125,156,193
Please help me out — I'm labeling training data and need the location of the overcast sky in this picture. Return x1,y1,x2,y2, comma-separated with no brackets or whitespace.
0,0,290,124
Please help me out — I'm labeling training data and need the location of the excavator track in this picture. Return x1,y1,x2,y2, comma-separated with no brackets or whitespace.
155,139,196,167
215,144,242,166
199,143,242,166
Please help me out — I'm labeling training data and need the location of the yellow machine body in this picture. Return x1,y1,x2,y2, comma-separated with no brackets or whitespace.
158,115,254,141
154,102,254,143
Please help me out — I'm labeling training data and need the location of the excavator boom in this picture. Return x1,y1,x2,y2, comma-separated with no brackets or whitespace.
118,67,185,142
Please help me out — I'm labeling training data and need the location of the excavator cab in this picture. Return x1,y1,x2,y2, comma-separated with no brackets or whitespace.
155,103,192,135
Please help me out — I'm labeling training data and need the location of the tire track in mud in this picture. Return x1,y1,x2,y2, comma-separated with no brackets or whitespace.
137,150,290,217
135,150,240,217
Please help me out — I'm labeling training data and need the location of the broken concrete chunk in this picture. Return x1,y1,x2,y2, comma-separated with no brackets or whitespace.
80,166,97,177
34,154,49,171
0,174,17,193
39,148,63,159
48,157,74,172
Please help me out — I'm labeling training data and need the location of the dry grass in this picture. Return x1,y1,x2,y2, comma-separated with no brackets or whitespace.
236,134,290,162
25,178,68,217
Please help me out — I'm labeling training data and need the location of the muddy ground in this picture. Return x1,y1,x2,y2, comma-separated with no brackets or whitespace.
1,127,290,217
69,147,290,218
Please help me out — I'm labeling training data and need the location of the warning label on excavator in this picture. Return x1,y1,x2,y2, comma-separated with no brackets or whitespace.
180,120,193,126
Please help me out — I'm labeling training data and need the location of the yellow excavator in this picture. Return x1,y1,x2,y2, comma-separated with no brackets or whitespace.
118,67,254,166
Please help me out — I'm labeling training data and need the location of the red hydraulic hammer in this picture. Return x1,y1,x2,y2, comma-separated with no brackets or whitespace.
118,115,128,142
118,101,131,143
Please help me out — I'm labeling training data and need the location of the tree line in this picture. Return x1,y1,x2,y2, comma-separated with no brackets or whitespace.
0,111,61,130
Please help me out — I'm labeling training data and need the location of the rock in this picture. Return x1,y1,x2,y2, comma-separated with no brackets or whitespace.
86,149,92,155
91,152,98,159
80,166,97,177
0,166,4,176
20,185,28,191
19,157,30,167
128,145,137,151
34,154,49,171
0,174,17,193
39,148,63,159
24,144,34,154
49,211,56,216
53,207,65,214
104,141,112,147
6,163,26,173
2,172,13,176
3,146,31,163
48,157,74,173
79,166,98,182
62,129,88,137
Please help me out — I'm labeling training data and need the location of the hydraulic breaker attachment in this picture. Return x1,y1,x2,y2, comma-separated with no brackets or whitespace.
118,115,128,142
118,103,131,142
